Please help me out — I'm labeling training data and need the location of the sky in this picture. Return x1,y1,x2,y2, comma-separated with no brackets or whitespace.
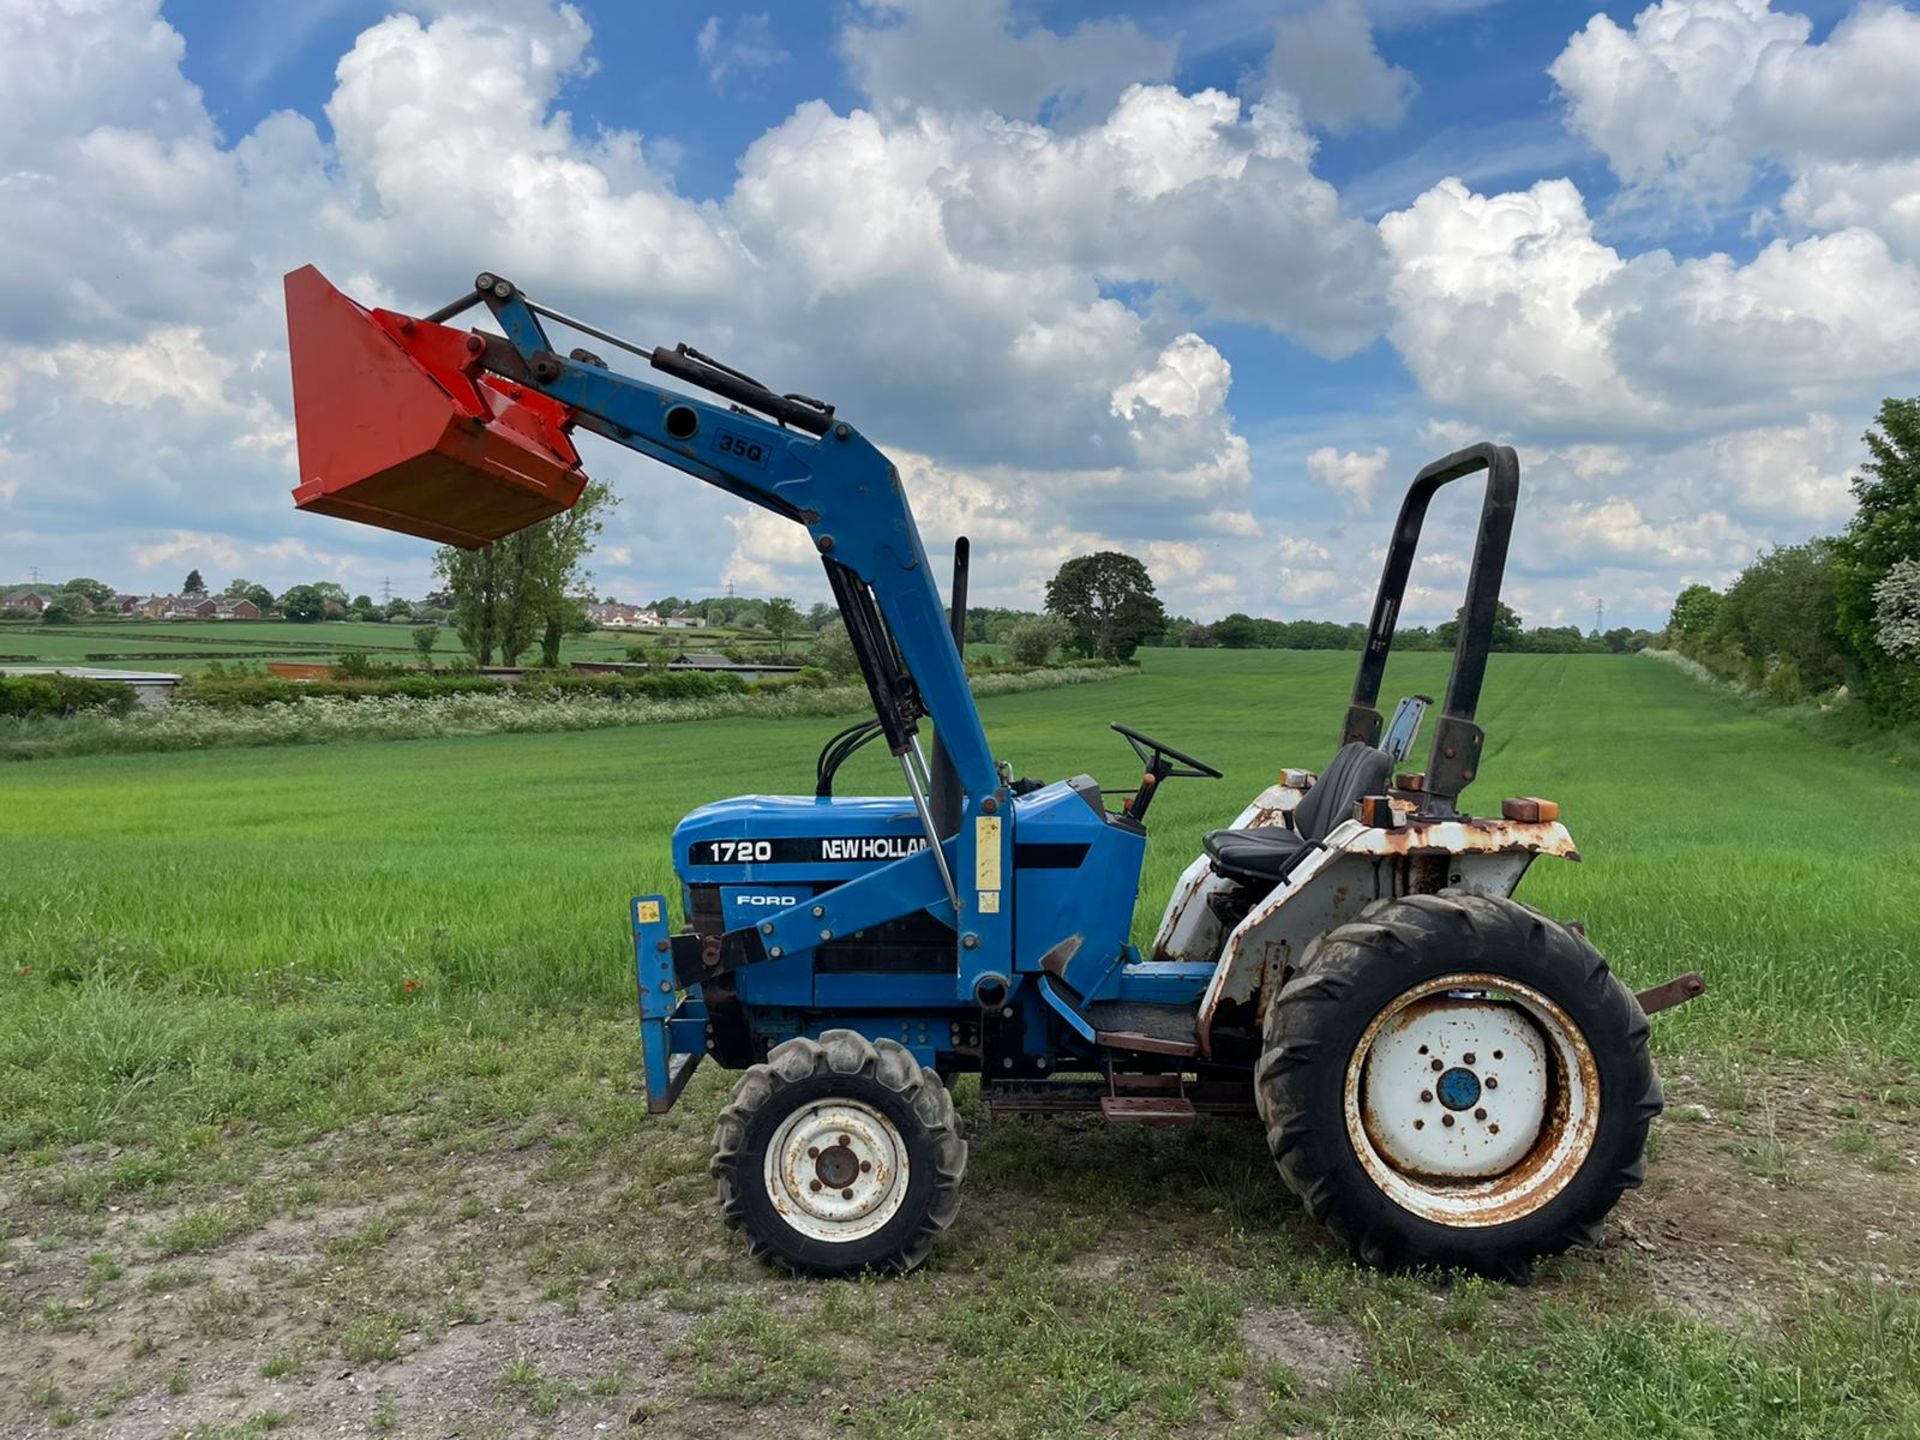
2,0,1917,628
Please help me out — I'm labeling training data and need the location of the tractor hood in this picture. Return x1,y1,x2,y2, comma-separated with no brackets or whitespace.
674,795,928,884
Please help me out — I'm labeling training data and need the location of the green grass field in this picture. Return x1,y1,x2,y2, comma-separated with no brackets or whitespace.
4,648,1916,1057
3,649,1918,1437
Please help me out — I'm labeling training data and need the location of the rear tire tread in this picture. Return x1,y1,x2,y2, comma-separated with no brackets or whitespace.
1256,892,1661,1278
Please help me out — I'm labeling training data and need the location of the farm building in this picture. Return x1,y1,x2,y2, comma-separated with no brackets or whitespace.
1,588,52,613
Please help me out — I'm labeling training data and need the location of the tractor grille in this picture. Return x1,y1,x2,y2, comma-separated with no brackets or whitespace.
687,883,953,974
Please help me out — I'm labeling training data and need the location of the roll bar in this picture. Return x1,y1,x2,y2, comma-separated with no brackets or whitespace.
1340,443,1520,814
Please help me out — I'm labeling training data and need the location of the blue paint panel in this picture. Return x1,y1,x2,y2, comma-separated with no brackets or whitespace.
1010,778,1143,999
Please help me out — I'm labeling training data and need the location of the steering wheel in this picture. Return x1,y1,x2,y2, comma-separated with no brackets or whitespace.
1110,722,1223,779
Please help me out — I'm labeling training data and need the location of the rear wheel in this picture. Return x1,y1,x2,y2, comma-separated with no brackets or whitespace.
1256,893,1660,1279
712,1030,966,1277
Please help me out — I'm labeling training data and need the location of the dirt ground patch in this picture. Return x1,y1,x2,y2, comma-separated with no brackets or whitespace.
3,1057,1915,1438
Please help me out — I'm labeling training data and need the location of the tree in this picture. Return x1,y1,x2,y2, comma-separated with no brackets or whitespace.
1045,551,1165,661
278,584,326,623
224,578,275,610
311,582,349,614
62,577,115,608
810,620,860,679
182,568,206,597
1435,601,1523,651
1711,542,1845,692
1833,396,1920,715
1210,613,1261,649
40,602,76,625
1008,615,1070,666
435,481,615,667
764,596,800,656
534,482,615,666
806,601,835,631
1667,584,1723,646
49,584,95,616
1874,559,1920,666
411,623,441,670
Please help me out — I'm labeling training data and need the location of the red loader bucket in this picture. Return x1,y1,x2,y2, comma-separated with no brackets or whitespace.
284,265,588,548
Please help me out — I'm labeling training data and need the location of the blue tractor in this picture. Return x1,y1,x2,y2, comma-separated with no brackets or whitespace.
285,267,1704,1280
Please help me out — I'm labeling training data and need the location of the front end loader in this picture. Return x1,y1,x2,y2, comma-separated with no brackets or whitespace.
283,266,1705,1279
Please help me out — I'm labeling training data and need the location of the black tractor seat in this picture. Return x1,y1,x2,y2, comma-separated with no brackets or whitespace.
1203,741,1395,889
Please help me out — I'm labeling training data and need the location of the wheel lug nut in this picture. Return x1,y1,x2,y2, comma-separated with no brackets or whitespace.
1430,1058,1443,1072
1463,1052,1476,1065
838,1135,851,1147
1489,1123,1500,1134
1420,1090,1433,1103
808,1146,819,1158
1474,1108,1487,1120
1485,1077,1498,1090
809,1180,822,1192
1442,1114,1455,1127
841,1188,854,1200
1414,1119,1424,1129
859,1160,872,1173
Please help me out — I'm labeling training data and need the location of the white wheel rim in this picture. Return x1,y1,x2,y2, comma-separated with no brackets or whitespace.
764,1098,911,1244
1343,972,1600,1227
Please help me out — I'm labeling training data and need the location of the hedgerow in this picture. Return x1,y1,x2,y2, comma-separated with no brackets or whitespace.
0,674,137,719
0,665,1131,761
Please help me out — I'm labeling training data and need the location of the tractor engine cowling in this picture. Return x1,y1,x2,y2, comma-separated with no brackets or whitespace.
673,796,951,1006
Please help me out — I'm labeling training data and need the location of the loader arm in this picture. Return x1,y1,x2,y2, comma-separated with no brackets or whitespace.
284,266,1014,994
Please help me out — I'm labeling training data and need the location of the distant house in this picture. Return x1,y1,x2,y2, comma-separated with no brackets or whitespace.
2,589,51,613
113,594,144,614
210,596,261,619
663,609,700,629
585,601,661,629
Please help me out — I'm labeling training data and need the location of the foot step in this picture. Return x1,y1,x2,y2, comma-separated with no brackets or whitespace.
1100,1095,1198,1126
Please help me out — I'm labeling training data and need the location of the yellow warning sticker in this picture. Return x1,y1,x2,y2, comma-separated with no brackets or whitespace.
978,891,1001,914
636,899,662,926
975,815,1003,891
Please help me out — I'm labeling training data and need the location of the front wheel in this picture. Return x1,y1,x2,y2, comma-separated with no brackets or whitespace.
712,1030,966,1277
1256,893,1661,1279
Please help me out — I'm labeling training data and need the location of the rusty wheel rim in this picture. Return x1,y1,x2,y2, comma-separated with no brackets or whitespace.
1342,972,1600,1228
764,1099,909,1243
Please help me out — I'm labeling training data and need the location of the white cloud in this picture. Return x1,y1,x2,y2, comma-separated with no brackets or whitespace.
838,0,1175,127
1305,445,1391,511
1552,0,1920,232
932,85,1387,351
696,13,789,90
1550,0,1806,209
1380,176,1920,436
1529,497,1757,571
131,530,243,571
1266,0,1417,135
